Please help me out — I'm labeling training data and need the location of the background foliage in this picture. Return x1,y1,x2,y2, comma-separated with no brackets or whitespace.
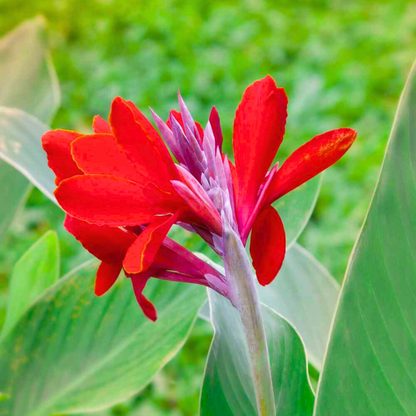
0,0,415,415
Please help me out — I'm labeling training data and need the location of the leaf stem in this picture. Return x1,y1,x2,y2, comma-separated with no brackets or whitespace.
223,224,275,416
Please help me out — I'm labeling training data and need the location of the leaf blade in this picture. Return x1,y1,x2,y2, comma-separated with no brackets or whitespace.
200,290,314,416
0,107,56,202
0,16,61,238
258,244,339,371
314,61,416,415
274,176,321,249
1,231,60,339
0,16,60,122
0,261,206,416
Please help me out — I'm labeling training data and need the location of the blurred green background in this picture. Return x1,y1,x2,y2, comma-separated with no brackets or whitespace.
0,0,415,414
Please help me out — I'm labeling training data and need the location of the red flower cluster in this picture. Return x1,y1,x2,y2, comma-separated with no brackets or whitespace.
43,76,356,320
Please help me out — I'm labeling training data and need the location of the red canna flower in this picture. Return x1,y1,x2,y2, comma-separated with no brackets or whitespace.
42,75,356,320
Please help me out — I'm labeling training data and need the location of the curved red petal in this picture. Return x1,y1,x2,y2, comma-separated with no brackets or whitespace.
130,272,158,321
95,262,122,296
266,128,357,203
109,97,178,190
64,215,136,263
71,133,143,182
125,100,172,149
124,210,181,274
92,115,111,134
42,129,83,184
55,174,155,226
250,205,286,286
233,75,288,227
209,106,223,149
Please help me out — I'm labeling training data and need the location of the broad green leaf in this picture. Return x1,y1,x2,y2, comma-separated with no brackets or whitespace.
274,176,321,248
200,291,314,416
0,261,206,416
258,244,339,371
0,164,30,239
314,61,416,415
0,16,60,122
1,231,59,339
0,17,60,237
0,108,56,202
197,244,340,372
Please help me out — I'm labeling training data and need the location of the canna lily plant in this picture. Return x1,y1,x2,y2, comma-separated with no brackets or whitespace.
3,18,416,416
42,75,356,415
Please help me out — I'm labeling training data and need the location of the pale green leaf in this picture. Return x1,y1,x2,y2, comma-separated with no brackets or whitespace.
1,231,59,339
198,244,340,372
0,16,60,237
314,61,416,415
200,290,314,416
274,176,321,249
0,165,30,239
0,261,206,416
0,108,55,202
258,244,339,371
0,16,60,122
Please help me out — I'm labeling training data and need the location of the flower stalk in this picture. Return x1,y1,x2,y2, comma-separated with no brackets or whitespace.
223,222,275,416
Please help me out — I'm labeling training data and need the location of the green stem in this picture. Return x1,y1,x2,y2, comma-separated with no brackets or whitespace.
223,224,275,416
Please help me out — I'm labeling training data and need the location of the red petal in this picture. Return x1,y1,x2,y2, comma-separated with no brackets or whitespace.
92,116,111,134
71,133,143,182
171,180,222,235
109,97,178,190
209,106,223,149
266,128,357,203
125,100,171,149
250,205,286,286
228,160,238,201
55,174,155,226
95,262,122,296
64,215,136,263
130,272,158,321
124,211,181,274
233,76,288,228
42,129,83,184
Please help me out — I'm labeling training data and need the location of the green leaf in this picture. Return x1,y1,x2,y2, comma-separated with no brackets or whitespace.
0,16,60,122
274,176,321,248
0,165,31,239
198,243,340,372
1,231,59,339
200,291,314,416
258,244,339,371
0,261,206,416
314,61,416,414
0,16,60,238
0,108,56,202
